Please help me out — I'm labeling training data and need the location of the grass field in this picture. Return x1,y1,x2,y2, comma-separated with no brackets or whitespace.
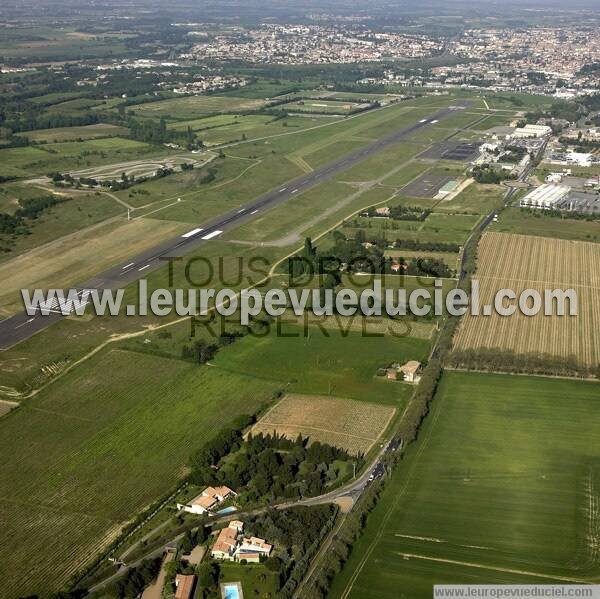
282,99,369,114
494,207,600,243
211,323,430,407
454,232,600,366
21,123,129,143
131,95,267,119
250,393,396,455
219,562,280,597
0,137,155,177
343,211,480,245
0,349,281,596
0,215,189,316
330,371,600,598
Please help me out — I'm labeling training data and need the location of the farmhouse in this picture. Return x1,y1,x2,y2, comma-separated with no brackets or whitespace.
175,574,196,599
400,360,422,383
387,361,422,383
177,486,236,515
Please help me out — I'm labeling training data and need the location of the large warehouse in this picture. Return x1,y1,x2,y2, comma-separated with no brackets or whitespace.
519,184,571,210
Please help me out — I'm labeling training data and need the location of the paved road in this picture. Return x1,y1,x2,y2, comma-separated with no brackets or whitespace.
0,103,467,351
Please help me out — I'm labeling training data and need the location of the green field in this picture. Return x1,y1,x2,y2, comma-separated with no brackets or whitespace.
330,372,600,598
211,323,430,407
282,99,369,114
131,95,268,119
0,136,155,177
21,123,129,143
493,206,600,243
343,211,481,245
0,349,281,596
435,182,505,215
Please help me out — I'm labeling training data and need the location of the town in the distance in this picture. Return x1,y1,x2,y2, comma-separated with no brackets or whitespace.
0,1,599,598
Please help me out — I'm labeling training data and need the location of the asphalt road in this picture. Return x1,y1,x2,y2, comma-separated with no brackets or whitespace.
0,103,467,350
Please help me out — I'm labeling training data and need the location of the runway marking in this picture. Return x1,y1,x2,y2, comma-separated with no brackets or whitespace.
279,187,287,192
419,119,427,123
138,264,151,271
237,208,245,213
122,263,134,269
201,230,223,240
250,209,259,215
181,227,203,238
291,189,299,194
431,119,439,124
36,290,92,315
15,318,35,329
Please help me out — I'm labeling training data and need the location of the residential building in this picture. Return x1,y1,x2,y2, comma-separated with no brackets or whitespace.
175,574,196,599
236,536,273,563
177,486,236,515
400,361,422,383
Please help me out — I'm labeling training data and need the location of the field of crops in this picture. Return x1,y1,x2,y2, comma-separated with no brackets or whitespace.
250,393,396,454
0,349,280,596
330,371,600,598
454,232,600,366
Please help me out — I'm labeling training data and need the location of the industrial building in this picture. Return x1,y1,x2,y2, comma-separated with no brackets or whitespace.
519,184,571,210
512,124,552,138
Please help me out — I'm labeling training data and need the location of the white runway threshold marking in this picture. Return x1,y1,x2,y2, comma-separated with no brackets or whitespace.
181,227,203,238
122,262,135,269
37,290,92,315
250,209,259,215
138,264,151,271
201,230,223,240
419,119,427,123
291,189,299,194
430,119,439,124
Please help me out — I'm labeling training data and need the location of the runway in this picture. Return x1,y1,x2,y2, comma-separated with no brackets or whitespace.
0,103,466,350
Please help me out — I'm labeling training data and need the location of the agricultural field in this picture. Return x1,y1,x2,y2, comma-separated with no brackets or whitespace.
330,371,600,598
494,206,600,243
20,123,129,143
454,232,600,366
251,393,395,455
343,211,481,245
211,323,430,407
0,349,281,596
130,95,268,119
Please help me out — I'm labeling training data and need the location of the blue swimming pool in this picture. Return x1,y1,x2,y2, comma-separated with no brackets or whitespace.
222,583,240,599
215,506,238,515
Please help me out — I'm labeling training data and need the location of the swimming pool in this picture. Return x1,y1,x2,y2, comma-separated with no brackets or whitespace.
215,506,238,515
222,582,241,599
